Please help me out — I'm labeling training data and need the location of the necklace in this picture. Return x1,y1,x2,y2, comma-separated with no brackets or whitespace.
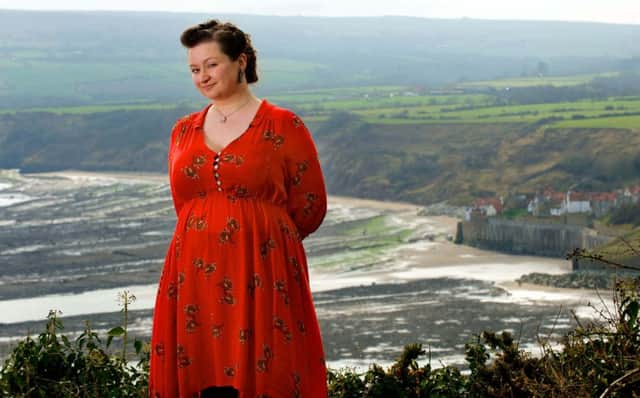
211,98,252,123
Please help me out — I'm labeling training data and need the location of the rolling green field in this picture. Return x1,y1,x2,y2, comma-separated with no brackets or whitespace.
0,102,188,115
4,73,640,130
455,72,620,89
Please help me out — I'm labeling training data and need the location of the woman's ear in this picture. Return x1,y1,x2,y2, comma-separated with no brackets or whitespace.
237,53,248,69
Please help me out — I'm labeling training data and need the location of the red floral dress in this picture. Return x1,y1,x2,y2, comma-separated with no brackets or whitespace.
149,99,328,398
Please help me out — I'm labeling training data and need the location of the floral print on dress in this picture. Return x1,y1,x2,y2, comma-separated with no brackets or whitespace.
176,344,191,369
203,262,217,278
289,256,302,285
256,344,274,373
186,215,207,231
175,122,187,145
277,219,301,241
239,328,253,344
248,273,263,298
291,160,308,186
182,154,208,180
218,277,235,305
154,342,165,357
167,281,177,299
218,217,240,244
227,184,250,202
184,304,200,334
273,316,293,342
221,153,244,166
262,130,285,149
274,280,290,305
259,238,276,259
211,323,224,338
224,365,237,377
292,115,303,128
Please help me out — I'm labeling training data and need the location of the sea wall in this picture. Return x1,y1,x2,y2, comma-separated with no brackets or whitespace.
457,216,615,259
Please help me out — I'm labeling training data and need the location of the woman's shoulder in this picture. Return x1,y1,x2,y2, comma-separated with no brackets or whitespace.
265,100,307,130
168,108,204,147
173,109,202,129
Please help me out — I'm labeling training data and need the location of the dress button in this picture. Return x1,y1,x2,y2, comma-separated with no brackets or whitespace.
214,173,220,178
217,187,223,192
216,180,222,185
214,164,219,170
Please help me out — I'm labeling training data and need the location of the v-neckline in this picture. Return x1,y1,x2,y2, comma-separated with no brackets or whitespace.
199,99,267,155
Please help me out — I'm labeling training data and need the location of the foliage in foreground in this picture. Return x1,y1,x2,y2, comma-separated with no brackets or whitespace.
1,280,639,397
0,291,149,398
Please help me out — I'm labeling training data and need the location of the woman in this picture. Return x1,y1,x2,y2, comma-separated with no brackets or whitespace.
148,19,328,398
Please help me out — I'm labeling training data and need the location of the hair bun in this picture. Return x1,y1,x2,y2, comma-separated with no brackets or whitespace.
197,20,219,30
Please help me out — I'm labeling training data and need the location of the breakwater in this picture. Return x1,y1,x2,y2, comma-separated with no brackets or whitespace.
457,215,616,261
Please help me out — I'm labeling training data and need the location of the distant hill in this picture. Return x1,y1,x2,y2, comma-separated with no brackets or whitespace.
1,10,639,108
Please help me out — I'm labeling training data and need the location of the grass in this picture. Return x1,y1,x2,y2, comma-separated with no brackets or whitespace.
310,215,413,271
553,115,640,130
455,72,620,89
0,103,193,115
4,72,639,129
591,227,640,262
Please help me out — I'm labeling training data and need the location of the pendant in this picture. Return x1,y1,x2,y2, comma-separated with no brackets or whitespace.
222,116,227,123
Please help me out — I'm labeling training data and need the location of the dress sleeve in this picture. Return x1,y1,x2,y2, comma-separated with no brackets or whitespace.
282,112,327,240
168,119,186,217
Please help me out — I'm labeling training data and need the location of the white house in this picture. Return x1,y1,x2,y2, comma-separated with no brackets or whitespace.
563,191,592,214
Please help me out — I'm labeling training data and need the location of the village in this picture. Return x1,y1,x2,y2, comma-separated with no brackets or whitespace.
465,184,640,221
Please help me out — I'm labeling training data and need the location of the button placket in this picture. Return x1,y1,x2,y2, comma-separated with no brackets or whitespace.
213,154,223,191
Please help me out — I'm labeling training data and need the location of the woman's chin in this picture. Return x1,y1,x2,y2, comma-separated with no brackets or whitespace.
202,91,220,101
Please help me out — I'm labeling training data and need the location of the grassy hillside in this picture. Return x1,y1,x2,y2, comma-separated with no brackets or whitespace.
1,72,639,207
317,116,640,205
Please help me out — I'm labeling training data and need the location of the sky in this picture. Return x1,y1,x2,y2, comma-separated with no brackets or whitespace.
0,0,638,25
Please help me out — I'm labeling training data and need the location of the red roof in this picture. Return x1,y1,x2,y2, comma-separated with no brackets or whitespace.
546,192,565,202
568,191,590,201
473,197,503,213
590,192,618,202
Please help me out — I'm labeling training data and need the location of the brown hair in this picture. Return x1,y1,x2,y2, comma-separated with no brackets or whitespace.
180,19,258,84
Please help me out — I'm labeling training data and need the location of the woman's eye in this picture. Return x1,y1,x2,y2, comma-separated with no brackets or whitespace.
207,63,217,68
190,69,199,73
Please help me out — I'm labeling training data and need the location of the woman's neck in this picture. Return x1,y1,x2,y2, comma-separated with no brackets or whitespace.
212,87,257,111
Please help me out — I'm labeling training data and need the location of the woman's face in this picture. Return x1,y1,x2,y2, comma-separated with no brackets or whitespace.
187,40,246,101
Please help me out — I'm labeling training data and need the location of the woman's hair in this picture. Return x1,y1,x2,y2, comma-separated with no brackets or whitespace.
180,19,258,84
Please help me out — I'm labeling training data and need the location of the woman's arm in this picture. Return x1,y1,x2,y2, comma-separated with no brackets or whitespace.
282,113,327,240
168,119,187,217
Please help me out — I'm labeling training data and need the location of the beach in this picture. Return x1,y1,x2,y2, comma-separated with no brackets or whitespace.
0,169,613,368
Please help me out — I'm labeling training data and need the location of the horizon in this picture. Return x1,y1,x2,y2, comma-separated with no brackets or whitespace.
0,0,638,25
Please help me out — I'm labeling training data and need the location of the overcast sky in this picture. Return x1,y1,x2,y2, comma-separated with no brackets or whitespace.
0,0,638,25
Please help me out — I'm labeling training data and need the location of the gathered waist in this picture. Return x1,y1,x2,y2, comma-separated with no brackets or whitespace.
177,191,290,221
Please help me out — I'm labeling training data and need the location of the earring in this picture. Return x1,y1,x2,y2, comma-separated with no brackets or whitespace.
237,70,244,83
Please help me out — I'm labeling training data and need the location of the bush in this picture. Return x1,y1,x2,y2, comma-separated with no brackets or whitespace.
0,291,149,398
